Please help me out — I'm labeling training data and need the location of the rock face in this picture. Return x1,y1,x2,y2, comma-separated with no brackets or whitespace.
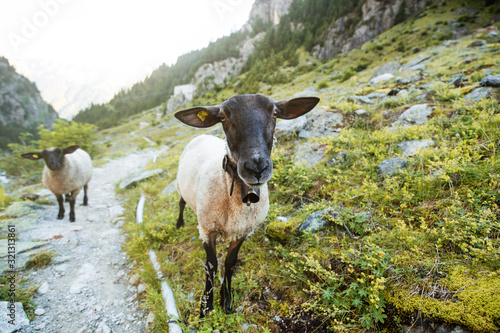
247,0,294,26
313,0,428,60
0,57,58,148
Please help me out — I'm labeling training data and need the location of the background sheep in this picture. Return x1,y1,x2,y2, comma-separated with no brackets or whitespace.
174,93,319,317
21,145,92,222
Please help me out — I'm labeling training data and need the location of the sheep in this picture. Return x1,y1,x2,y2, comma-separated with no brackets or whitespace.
174,93,319,317
21,145,92,222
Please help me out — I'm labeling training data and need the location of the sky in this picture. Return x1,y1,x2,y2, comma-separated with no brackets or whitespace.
0,0,255,117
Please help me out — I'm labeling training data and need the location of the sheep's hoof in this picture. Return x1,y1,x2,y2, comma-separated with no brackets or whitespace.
57,214,64,220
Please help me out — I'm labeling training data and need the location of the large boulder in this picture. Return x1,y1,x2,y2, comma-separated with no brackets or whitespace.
275,108,342,140
294,142,327,167
392,103,433,127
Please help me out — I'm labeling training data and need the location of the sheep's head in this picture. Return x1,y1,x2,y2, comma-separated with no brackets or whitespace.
21,145,80,170
175,94,319,187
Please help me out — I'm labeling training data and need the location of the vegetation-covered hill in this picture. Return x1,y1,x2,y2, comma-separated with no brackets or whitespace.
0,57,58,149
107,1,498,332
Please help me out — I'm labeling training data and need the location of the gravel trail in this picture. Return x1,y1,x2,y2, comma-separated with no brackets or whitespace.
17,148,165,333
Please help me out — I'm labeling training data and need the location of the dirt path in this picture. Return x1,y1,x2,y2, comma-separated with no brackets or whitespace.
17,148,166,333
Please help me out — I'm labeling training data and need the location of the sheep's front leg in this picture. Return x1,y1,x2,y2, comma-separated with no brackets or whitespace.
68,195,76,222
200,233,217,318
221,237,245,314
56,194,65,220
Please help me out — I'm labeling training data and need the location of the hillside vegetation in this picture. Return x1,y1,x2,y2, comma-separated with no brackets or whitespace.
109,1,499,332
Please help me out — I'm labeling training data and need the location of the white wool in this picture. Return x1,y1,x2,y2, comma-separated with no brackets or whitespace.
42,149,92,197
176,135,269,243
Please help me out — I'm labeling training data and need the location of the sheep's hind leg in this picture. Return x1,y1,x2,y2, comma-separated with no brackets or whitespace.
56,195,65,220
83,184,88,206
176,197,186,228
221,237,245,314
68,193,76,222
200,233,217,318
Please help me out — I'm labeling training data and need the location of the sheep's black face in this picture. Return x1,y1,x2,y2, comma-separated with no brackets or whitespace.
42,148,65,171
174,94,320,187
220,95,276,187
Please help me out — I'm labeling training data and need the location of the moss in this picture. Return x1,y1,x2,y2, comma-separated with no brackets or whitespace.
386,266,500,332
266,217,301,243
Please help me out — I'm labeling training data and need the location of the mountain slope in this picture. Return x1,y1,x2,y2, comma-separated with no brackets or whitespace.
0,57,58,149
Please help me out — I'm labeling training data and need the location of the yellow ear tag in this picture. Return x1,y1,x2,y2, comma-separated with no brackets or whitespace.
197,110,209,122
33,154,38,158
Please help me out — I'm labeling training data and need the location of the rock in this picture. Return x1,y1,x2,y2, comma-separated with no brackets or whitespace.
442,40,458,47
34,308,46,316
0,302,30,333
467,40,486,48
96,321,111,333
369,73,394,85
388,88,400,96
402,54,433,71
118,169,164,189
161,179,177,195
348,95,374,104
20,193,40,201
371,62,400,79
291,86,318,98
480,74,500,87
327,152,347,167
38,282,50,294
275,116,308,139
392,103,433,127
396,75,422,85
397,90,410,98
294,142,326,167
398,139,434,156
129,273,140,285
364,92,387,99
354,109,367,115
0,240,46,257
298,109,343,139
145,312,155,329
377,157,408,176
450,74,468,87
137,284,146,294
464,87,493,102
299,208,338,233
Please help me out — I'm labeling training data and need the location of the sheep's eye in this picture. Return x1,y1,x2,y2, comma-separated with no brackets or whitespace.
220,115,226,122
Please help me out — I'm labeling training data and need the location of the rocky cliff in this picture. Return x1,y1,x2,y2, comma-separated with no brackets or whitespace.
313,0,428,60
247,0,294,26
0,57,58,148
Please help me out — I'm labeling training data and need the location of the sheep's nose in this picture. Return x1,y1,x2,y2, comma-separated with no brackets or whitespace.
244,158,269,180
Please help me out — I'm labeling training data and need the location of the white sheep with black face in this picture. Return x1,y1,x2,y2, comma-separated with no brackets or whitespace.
22,145,92,222
174,93,319,317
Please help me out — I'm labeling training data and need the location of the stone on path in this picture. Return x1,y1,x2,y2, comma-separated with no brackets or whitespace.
118,169,164,189
38,282,49,294
0,302,30,333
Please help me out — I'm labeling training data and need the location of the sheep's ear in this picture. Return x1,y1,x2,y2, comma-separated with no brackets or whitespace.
63,145,80,155
21,152,43,160
174,106,221,128
274,97,320,119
